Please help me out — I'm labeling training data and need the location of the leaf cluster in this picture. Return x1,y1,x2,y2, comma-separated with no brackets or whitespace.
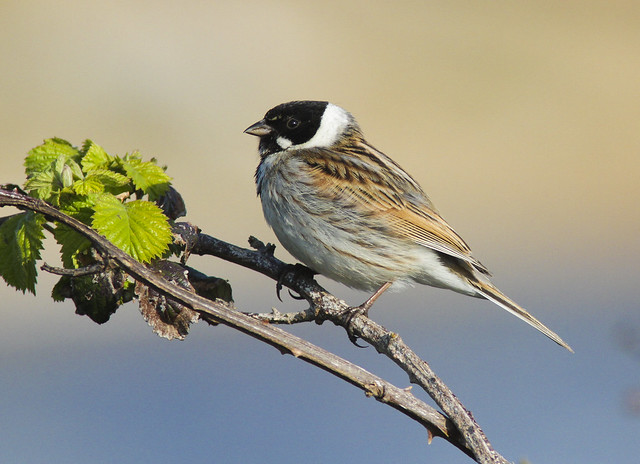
23,138,173,265
0,138,175,316
1,138,233,336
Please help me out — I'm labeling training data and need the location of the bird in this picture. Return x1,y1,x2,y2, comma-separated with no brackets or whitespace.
244,100,572,352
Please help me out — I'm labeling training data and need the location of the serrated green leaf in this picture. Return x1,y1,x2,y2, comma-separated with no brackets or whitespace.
72,175,104,195
92,196,171,263
80,139,93,155
24,169,55,200
90,169,131,194
25,138,79,177
0,212,45,294
72,167,131,196
122,157,171,200
60,195,98,216
81,141,113,172
92,169,129,186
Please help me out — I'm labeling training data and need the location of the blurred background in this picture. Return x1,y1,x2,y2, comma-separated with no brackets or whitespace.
1,1,639,462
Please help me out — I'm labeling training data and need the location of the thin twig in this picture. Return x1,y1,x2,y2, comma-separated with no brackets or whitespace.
41,262,105,276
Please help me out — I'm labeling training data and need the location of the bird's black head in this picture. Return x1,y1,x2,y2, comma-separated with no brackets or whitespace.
245,101,354,156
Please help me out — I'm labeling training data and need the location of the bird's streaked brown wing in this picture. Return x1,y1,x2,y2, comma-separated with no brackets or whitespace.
299,142,490,275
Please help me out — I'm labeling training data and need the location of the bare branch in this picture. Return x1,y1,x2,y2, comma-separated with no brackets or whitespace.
0,189,509,463
245,307,316,324
191,227,509,464
41,262,105,276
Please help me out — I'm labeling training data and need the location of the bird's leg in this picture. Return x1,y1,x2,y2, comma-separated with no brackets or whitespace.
342,281,393,346
359,281,393,316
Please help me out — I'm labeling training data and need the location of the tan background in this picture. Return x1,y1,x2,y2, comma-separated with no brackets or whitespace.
1,1,638,463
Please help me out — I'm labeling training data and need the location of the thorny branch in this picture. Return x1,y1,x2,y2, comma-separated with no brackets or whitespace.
0,188,509,464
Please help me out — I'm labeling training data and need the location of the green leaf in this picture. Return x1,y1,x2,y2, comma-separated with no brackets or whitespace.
25,138,79,177
81,141,114,172
72,169,130,196
24,154,84,205
24,169,55,200
92,196,171,263
60,195,98,217
122,156,171,200
0,212,45,294
54,223,93,268
72,175,105,195
92,169,130,193
67,158,85,181
53,155,83,189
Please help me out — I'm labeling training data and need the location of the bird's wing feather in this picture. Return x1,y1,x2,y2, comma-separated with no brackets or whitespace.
299,143,490,274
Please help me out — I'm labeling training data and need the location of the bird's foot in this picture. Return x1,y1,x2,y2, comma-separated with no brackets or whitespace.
339,282,393,347
340,304,371,347
275,263,317,301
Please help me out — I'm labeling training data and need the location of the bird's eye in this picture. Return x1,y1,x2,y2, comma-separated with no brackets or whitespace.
286,118,300,129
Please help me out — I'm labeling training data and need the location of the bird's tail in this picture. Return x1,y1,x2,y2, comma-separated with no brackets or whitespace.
471,280,573,353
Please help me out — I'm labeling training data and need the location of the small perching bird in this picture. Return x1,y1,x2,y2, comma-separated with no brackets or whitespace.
245,100,572,352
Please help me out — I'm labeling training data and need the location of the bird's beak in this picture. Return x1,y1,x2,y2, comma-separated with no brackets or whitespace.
244,119,273,137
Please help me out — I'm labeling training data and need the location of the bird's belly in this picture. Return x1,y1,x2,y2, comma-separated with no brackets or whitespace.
260,184,474,295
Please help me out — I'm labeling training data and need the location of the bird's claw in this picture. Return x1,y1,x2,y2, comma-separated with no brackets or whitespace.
341,305,370,348
275,263,317,302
